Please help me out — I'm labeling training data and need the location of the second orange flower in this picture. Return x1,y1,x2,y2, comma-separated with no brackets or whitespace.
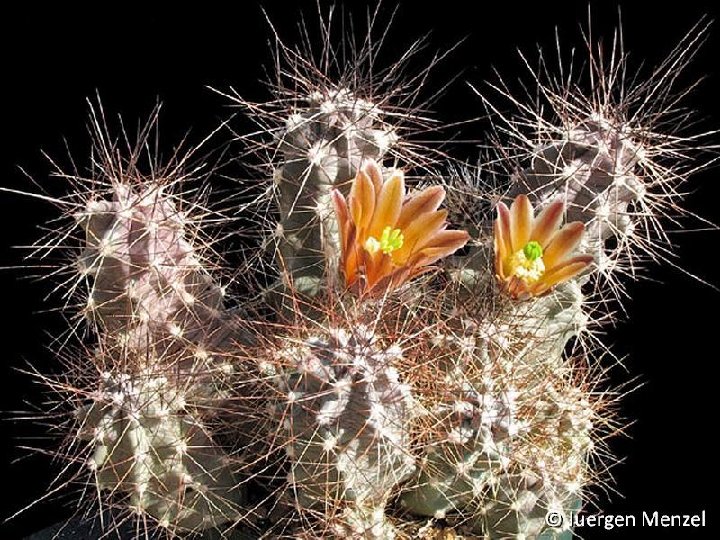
494,194,593,299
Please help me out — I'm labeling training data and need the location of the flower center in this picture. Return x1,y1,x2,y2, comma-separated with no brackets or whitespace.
365,226,404,255
508,240,545,284
523,240,543,261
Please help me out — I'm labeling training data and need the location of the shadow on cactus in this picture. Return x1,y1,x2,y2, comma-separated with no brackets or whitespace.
4,5,716,540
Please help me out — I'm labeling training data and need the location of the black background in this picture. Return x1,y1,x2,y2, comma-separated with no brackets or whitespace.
1,1,718,539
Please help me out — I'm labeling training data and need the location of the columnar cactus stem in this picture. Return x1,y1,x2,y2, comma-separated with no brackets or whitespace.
77,183,237,355
76,358,240,531
269,325,416,538
399,285,588,532
510,115,647,268
72,173,245,532
274,89,397,297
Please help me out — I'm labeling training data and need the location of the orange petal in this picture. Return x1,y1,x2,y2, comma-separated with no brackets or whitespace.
396,185,446,230
543,222,585,269
510,195,533,252
376,254,393,283
422,229,470,251
393,210,448,264
356,248,374,288
368,272,396,296
331,189,350,249
531,200,564,247
349,169,376,233
362,160,384,199
494,219,508,278
533,255,593,293
410,230,468,266
377,264,437,293
509,276,529,299
364,251,392,293
412,250,449,268
367,170,405,239
371,263,425,295
406,249,439,269
499,275,530,300
344,239,360,287
343,228,363,286
496,202,513,257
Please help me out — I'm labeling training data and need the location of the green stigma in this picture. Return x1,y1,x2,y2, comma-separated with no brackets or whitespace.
379,226,404,254
523,240,543,261
364,226,405,255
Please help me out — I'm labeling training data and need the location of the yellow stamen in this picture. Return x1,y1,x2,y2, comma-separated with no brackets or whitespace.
507,244,546,285
365,226,404,255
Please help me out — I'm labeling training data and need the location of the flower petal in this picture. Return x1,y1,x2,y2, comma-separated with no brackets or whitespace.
349,169,376,233
334,161,471,295
364,251,392,293
507,276,530,300
367,169,405,239
510,194,533,251
411,231,469,267
372,263,428,295
344,238,360,287
532,255,593,294
362,160,384,199
543,222,585,269
496,201,513,256
356,248,374,288
421,229,470,251
331,189,350,251
494,219,508,279
531,199,564,247
393,210,448,264
396,185,446,230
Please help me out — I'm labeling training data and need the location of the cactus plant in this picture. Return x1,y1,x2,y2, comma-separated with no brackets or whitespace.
5,6,713,540
267,324,416,538
272,89,397,298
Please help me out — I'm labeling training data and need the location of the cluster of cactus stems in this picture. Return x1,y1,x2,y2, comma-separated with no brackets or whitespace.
11,8,711,540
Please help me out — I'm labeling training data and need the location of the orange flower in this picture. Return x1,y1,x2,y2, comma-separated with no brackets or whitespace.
332,160,469,295
494,195,593,299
